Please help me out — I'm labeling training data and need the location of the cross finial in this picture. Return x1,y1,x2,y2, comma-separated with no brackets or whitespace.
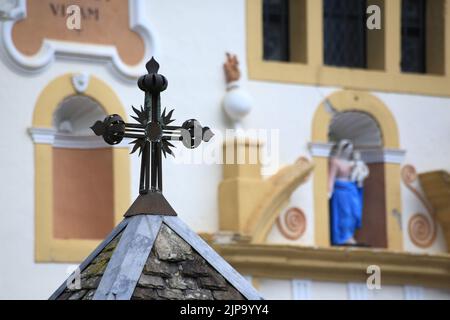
146,57,160,74
91,57,214,216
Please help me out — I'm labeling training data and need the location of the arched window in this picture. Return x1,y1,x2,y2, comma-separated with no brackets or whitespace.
29,74,130,262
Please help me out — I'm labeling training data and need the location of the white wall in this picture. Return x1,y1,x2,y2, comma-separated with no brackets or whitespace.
258,279,450,300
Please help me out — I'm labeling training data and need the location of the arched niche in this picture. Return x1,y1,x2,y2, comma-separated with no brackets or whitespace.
30,74,130,262
329,111,387,248
310,90,404,251
52,95,115,241
53,95,107,135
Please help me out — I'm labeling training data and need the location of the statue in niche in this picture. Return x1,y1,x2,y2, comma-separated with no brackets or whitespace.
328,140,369,245
351,150,370,210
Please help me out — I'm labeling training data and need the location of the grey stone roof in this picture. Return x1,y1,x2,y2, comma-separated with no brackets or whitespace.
55,232,123,300
50,215,261,300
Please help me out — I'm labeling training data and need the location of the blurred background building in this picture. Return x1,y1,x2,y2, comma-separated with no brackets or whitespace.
0,0,449,299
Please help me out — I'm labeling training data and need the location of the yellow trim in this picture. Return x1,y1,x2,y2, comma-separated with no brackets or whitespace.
311,90,403,250
33,74,130,263
112,148,130,225
32,75,126,127
288,0,307,63
367,0,385,70
419,170,450,252
213,243,450,289
426,0,446,75
311,157,329,247
385,0,401,74
447,0,450,76
247,0,450,97
247,161,314,243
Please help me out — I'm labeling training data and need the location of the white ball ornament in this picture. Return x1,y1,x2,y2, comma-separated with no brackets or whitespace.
222,81,253,123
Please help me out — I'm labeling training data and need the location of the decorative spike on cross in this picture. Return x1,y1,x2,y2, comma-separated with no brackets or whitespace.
91,57,214,198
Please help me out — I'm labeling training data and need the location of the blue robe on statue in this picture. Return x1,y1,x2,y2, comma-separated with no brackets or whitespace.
330,180,363,245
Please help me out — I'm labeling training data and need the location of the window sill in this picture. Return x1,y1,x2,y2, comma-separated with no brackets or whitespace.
248,59,450,97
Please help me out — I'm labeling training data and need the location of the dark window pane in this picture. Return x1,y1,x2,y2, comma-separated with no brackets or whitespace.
263,0,290,61
401,0,426,73
323,0,367,68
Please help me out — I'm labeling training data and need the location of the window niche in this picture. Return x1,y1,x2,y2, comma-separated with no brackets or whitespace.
323,0,386,70
328,111,388,248
31,74,130,262
263,0,307,63
401,0,445,75
401,0,427,73
249,0,450,96
52,95,114,240
323,0,367,68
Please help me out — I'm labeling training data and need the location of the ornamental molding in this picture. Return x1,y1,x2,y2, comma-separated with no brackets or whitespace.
0,0,159,81
72,73,90,94
401,164,437,248
347,283,370,300
212,243,450,289
276,207,307,241
0,0,25,21
308,142,406,164
404,286,424,300
292,280,312,300
28,127,129,149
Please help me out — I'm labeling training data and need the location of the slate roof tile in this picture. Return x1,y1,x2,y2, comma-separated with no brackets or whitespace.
51,216,261,300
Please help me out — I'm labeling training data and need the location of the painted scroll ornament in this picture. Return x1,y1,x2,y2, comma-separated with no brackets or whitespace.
401,164,437,248
276,207,307,241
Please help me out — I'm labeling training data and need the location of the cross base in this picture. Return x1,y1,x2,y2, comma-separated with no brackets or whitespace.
124,191,177,217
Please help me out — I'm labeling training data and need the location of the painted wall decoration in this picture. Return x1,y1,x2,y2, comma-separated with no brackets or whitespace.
276,207,307,241
274,157,310,241
401,164,437,248
0,0,158,80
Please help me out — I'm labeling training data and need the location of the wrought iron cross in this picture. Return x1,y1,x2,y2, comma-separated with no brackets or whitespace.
91,57,214,216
